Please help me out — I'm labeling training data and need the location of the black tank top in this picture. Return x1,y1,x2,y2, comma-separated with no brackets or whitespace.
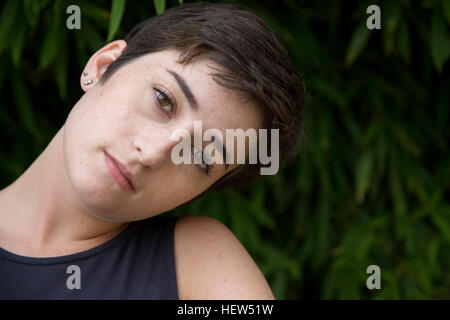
0,215,180,299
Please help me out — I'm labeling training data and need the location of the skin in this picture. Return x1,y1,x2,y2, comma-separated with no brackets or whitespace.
0,40,274,299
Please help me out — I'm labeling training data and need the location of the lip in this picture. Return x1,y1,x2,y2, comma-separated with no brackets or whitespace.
103,151,135,192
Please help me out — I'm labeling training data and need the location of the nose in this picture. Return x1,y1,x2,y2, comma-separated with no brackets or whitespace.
134,130,185,170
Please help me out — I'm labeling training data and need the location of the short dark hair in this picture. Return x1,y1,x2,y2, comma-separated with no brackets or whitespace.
99,2,305,191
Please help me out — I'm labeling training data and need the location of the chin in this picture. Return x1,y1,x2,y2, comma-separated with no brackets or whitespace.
66,159,122,215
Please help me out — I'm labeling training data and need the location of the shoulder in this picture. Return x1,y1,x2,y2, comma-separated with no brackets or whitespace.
173,214,275,300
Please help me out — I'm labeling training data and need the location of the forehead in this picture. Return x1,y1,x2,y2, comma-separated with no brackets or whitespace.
123,50,264,132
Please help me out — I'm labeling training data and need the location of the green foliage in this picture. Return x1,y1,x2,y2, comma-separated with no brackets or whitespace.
153,0,166,15
107,0,126,42
0,0,449,299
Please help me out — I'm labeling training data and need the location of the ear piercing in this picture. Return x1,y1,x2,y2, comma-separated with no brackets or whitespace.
83,72,93,85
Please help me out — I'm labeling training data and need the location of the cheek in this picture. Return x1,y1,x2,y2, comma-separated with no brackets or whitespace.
64,97,105,147
140,166,212,211
68,92,135,146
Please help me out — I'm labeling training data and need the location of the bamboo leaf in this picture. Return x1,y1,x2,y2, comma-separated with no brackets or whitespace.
9,71,43,143
271,271,288,300
382,1,402,55
430,9,450,73
11,22,27,67
390,159,407,218
154,0,166,15
82,20,105,53
38,15,63,70
0,0,21,54
0,58,8,90
443,0,450,25
430,206,450,242
54,49,68,99
345,24,371,67
24,0,40,30
249,185,276,230
310,76,345,106
355,151,374,204
79,0,110,30
397,20,411,63
107,0,126,42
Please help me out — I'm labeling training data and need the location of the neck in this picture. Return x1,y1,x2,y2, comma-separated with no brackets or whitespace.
0,127,128,257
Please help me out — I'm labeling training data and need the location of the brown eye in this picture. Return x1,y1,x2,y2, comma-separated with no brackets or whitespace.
155,89,174,113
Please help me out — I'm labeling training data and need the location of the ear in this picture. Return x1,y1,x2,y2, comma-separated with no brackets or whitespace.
80,40,127,92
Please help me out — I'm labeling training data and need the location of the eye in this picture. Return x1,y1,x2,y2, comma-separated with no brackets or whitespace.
155,89,175,114
192,147,212,177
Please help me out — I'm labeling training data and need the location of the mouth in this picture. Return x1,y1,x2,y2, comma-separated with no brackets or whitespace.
103,150,136,192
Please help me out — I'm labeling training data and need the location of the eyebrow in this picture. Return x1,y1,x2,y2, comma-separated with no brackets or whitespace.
165,69,230,171
166,69,199,111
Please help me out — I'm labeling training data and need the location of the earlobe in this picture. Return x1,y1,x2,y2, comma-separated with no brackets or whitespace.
80,40,127,92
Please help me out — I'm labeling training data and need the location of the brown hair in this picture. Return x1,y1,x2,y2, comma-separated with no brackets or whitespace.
99,2,306,191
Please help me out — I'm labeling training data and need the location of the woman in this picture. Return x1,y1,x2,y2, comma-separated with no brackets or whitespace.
0,2,305,299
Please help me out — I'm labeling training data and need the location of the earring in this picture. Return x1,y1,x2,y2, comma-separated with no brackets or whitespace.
83,72,88,76
84,79,93,85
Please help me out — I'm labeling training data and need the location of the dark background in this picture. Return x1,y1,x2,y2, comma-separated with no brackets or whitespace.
0,0,449,299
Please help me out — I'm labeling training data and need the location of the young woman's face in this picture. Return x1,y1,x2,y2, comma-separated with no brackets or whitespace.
63,48,263,222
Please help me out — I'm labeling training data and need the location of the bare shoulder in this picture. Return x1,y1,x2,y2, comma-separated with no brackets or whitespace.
174,214,275,300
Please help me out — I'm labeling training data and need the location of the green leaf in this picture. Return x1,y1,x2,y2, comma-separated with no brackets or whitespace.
54,49,68,99
271,271,288,300
382,1,402,55
310,76,346,106
345,24,371,67
38,0,53,10
79,0,110,30
24,0,40,30
9,71,43,144
341,111,362,145
39,15,63,70
390,122,421,157
431,206,450,242
154,0,166,15
249,186,276,230
11,22,27,67
397,20,411,63
107,0,126,42
312,201,331,269
0,0,21,54
74,30,90,69
389,148,407,218
0,58,8,90
322,268,338,299
430,9,450,73
443,0,450,25
263,245,300,280
83,20,105,53
427,236,440,272
355,151,374,204
297,151,313,194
